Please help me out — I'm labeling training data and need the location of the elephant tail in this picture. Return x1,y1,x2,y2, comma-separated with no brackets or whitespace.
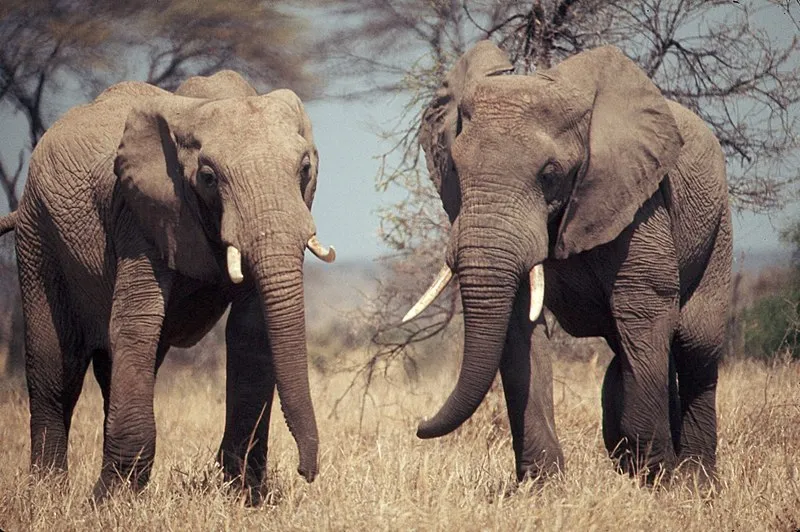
0,211,17,237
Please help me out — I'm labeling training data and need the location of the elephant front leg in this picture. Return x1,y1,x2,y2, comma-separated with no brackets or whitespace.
603,322,678,483
94,253,171,501
605,290,680,482
500,297,564,482
218,291,275,505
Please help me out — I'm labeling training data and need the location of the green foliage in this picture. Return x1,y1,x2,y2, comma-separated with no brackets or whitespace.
741,218,800,360
742,289,800,359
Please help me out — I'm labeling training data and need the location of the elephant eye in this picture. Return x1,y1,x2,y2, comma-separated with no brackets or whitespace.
539,161,565,206
300,153,312,176
299,153,312,188
198,166,218,189
540,161,562,186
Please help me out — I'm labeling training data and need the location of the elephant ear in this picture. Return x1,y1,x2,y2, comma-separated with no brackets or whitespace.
549,46,683,259
114,97,219,280
420,40,513,222
175,70,257,99
266,89,319,209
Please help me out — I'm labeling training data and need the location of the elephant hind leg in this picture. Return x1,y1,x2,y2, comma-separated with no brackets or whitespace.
92,349,112,418
673,222,730,481
218,294,275,505
601,355,623,460
673,293,726,479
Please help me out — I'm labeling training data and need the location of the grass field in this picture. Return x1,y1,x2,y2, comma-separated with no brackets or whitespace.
1,353,798,531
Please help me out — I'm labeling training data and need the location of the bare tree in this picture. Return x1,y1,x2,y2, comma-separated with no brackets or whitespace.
0,0,318,212
315,0,800,403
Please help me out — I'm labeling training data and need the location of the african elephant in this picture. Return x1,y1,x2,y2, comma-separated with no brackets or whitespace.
405,41,731,483
9,70,335,502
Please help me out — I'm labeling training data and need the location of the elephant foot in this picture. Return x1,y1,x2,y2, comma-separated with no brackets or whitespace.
669,457,719,496
221,475,268,507
517,454,565,484
91,477,129,505
610,441,678,487
27,465,70,496
91,461,152,504
216,451,267,507
91,477,115,505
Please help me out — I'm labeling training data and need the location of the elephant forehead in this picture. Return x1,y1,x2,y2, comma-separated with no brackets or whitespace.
468,76,588,129
184,100,303,151
193,98,300,134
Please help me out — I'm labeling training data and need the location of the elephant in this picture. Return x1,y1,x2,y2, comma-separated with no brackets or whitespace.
7,69,336,502
405,41,732,484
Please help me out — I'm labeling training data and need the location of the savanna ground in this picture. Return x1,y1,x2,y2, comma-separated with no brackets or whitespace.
0,263,798,530
1,354,799,530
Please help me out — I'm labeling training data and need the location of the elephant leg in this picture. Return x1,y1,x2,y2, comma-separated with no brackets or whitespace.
94,251,171,501
601,354,623,459
672,343,718,480
21,267,89,476
602,347,681,467
217,291,275,505
499,292,564,482
603,315,679,482
155,340,171,375
671,220,729,485
92,349,111,418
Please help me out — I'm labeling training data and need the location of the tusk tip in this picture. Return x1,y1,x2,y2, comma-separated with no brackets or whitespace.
307,236,336,263
401,309,418,324
323,245,336,263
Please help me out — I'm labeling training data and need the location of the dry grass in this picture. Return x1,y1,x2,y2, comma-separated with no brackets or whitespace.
1,355,798,531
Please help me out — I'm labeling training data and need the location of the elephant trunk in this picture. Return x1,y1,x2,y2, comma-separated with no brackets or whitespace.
417,206,547,438
249,231,318,482
417,253,519,438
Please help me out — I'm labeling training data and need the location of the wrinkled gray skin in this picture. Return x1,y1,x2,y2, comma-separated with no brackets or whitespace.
418,42,731,483
13,70,322,502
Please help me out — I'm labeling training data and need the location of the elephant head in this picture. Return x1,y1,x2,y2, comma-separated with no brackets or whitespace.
114,90,333,480
411,42,682,438
420,40,514,222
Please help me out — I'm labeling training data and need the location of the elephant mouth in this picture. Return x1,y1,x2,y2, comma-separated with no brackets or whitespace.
402,263,545,323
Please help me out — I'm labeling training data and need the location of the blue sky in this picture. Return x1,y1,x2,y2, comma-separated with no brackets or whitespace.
1,74,795,267
303,96,797,267
1,5,797,269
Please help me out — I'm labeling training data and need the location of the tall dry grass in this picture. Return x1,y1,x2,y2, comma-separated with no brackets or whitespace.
1,353,798,530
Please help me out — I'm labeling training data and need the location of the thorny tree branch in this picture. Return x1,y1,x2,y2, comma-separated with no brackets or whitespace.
318,0,800,418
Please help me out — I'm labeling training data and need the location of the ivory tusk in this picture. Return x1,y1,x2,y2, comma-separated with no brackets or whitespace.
307,235,336,263
227,245,244,284
402,265,454,323
529,263,545,322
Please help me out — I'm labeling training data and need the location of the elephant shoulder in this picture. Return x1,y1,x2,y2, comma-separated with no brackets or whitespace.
29,84,162,200
664,100,726,194
665,100,722,157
